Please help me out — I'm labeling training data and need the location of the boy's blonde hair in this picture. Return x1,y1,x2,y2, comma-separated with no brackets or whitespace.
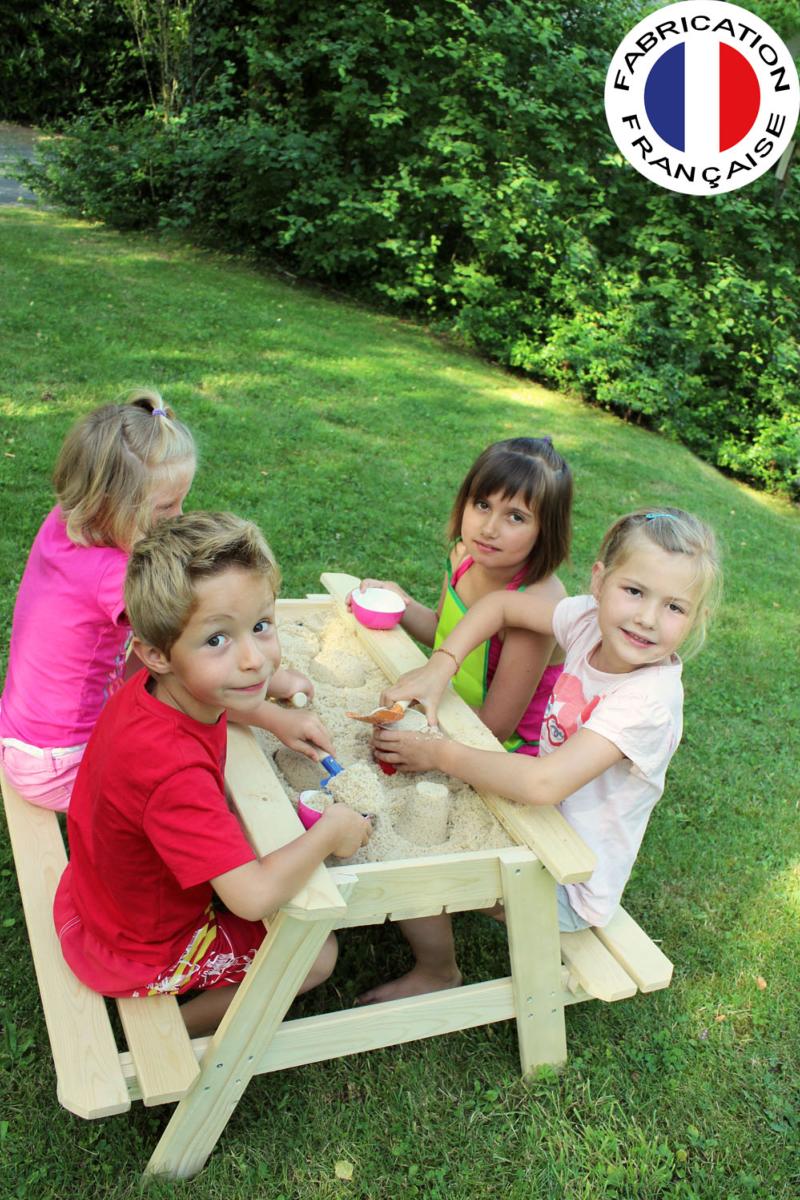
595,507,722,657
448,437,573,586
125,511,281,655
53,390,196,549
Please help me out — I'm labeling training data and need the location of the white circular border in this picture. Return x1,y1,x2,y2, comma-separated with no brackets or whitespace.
605,1,799,196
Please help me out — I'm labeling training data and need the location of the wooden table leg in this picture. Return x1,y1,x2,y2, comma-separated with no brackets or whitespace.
500,853,567,1075
144,912,334,1180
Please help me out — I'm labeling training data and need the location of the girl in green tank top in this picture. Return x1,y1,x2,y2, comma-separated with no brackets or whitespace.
353,437,573,753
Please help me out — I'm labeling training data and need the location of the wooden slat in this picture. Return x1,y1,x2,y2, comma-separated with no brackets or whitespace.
502,854,567,1072
117,995,200,1105
0,771,130,1118
594,907,673,993
559,929,638,1002
331,912,389,929
445,896,507,914
225,724,346,917
320,571,435,682
255,978,508,1071
320,571,595,885
325,847,513,922
123,979,512,1099
121,967,599,1100
275,597,333,619
477,797,595,887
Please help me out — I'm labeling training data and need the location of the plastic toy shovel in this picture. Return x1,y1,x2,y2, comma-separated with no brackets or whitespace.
346,700,409,725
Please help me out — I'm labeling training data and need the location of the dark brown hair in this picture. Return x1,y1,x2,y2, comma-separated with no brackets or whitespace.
447,437,572,585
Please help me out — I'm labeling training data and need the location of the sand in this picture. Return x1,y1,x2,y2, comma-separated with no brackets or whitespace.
254,608,514,864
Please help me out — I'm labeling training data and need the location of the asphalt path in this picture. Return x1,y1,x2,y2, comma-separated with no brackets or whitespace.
0,123,41,205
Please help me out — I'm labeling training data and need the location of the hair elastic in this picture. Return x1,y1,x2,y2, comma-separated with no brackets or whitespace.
645,512,678,521
540,435,553,445
152,407,168,417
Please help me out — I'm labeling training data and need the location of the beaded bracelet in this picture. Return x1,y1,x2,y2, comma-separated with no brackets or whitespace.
432,646,460,672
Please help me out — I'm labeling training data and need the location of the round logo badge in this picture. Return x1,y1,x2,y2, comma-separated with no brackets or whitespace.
605,1,799,195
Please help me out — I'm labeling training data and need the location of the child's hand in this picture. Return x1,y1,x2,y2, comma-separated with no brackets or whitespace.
373,726,446,773
380,653,456,725
319,804,372,857
269,667,314,704
346,579,411,610
266,705,335,761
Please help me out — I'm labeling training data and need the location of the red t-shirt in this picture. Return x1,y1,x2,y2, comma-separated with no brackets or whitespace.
53,671,257,992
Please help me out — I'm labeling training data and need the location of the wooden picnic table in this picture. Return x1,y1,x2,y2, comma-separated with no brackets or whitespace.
1,573,672,1179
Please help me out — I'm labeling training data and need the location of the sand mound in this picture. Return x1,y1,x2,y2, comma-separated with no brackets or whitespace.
255,607,514,864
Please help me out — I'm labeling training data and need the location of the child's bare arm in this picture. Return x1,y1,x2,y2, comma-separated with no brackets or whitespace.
478,626,556,743
373,725,623,808
268,667,314,703
381,590,560,723
228,701,334,760
443,588,559,660
212,806,371,921
479,575,565,742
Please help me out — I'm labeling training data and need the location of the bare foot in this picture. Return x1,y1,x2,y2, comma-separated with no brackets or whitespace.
356,965,462,1005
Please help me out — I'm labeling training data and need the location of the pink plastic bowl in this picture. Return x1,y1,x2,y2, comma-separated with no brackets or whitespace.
297,798,324,828
350,587,406,630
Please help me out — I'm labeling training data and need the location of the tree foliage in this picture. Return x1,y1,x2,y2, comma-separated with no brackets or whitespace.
0,0,147,123
18,0,800,496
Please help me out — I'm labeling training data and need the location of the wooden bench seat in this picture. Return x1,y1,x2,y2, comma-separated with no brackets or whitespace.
1,769,200,1117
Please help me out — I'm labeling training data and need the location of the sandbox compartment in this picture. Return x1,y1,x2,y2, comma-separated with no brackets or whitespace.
139,573,673,1179
256,584,521,864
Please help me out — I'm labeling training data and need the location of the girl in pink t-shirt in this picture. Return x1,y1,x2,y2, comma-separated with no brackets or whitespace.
0,392,197,810
1,394,337,812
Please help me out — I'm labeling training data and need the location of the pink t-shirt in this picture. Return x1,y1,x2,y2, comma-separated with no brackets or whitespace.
541,595,684,927
0,507,130,748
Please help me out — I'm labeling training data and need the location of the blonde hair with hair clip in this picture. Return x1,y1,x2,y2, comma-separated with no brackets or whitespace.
595,507,722,658
125,511,281,655
53,390,196,550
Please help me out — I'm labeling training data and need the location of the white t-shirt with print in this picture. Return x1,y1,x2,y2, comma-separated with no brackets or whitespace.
540,594,684,927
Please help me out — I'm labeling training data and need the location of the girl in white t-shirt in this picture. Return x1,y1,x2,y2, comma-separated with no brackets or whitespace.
365,507,721,1003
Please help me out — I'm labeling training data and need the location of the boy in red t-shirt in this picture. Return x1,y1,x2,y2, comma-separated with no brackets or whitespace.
54,511,370,1036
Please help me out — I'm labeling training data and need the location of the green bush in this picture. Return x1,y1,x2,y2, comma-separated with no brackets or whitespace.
22,0,800,497
0,0,144,124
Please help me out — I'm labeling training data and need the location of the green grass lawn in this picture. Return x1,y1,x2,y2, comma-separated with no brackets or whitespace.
0,208,798,1200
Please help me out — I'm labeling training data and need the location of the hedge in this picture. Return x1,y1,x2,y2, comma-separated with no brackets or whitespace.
22,0,800,497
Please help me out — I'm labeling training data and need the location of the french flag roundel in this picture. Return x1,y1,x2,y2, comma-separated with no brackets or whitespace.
644,40,761,154
605,1,799,196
